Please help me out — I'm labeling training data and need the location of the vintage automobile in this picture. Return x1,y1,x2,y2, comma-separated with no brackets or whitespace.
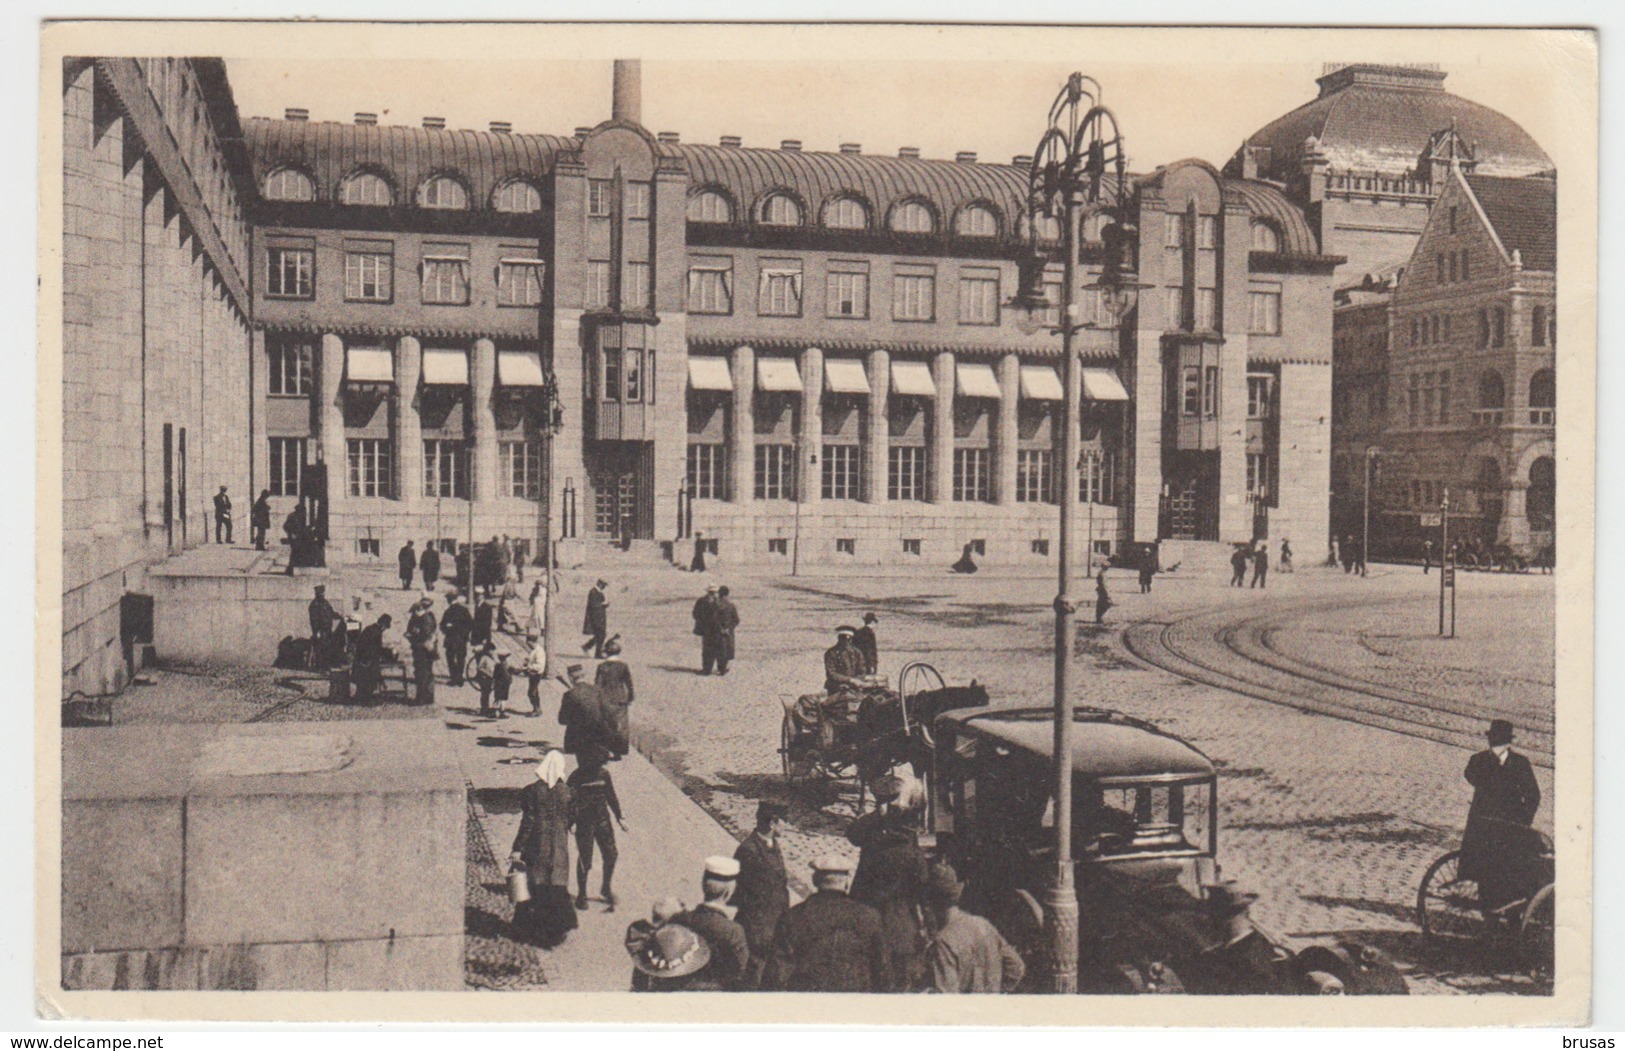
928,705,1409,995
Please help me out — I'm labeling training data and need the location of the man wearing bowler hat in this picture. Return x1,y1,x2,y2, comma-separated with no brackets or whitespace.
733,799,790,989
853,612,880,677
1461,718,1542,920
761,854,890,992
674,856,751,990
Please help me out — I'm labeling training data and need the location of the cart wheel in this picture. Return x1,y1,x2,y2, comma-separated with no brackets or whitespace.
1417,850,1480,945
1519,883,1554,978
780,714,796,782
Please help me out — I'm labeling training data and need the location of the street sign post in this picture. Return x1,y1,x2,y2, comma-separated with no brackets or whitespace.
1438,491,1455,638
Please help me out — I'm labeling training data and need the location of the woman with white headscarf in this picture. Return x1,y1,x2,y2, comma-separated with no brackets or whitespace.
510,749,578,946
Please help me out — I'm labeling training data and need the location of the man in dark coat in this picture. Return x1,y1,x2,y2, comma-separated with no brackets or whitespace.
558,664,609,757
472,589,495,649
846,777,929,989
582,579,610,658
693,585,719,674
403,596,438,705
420,541,441,590
690,531,708,573
250,489,272,551
824,625,867,695
351,613,392,703
397,540,416,590
853,612,879,676
1229,545,1249,587
1250,543,1269,589
733,800,790,990
307,585,337,669
761,854,890,993
213,485,233,544
440,593,473,686
712,586,740,675
674,857,752,991
1461,719,1543,916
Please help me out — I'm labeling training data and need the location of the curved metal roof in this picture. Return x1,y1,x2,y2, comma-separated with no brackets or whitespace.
1236,65,1550,181
939,706,1216,780
243,117,570,207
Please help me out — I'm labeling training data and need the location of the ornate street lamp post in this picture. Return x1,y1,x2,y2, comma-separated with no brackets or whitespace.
1012,72,1142,994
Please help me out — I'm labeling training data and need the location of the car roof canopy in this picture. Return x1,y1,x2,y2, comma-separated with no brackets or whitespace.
940,707,1216,781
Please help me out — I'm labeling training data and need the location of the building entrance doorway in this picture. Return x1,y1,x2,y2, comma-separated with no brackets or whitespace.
589,442,654,541
1163,452,1219,541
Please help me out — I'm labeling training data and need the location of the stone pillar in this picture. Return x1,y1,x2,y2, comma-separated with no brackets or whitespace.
472,337,498,507
865,349,890,503
1502,479,1529,548
799,346,824,505
996,353,1020,505
930,351,955,503
249,329,268,501
318,333,347,525
731,345,755,503
1130,327,1163,542
395,336,423,512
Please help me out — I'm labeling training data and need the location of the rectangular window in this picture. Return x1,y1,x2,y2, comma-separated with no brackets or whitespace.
1532,305,1547,346
821,444,861,500
421,245,470,305
1492,308,1506,348
754,443,794,500
1164,212,1185,248
1448,206,1458,234
1031,539,1050,556
1181,366,1201,416
1477,309,1490,348
1041,276,1063,327
1015,449,1053,504
422,439,468,498
952,447,990,502
499,440,543,499
266,246,313,298
588,179,613,217
1079,452,1115,504
1438,370,1451,425
1442,314,1452,342
1247,375,1273,419
957,270,1000,326
901,539,921,556
624,261,651,309
827,268,870,319
1412,318,1421,346
356,538,380,557
1248,288,1281,334
892,266,936,321
1422,372,1437,426
1447,253,1458,283
1407,373,1420,428
625,181,651,220
687,444,727,500
1460,249,1470,281
1195,287,1217,329
1203,365,1220,417
268,437,306,497
767,537,789,556
346,438,392,498
1436,253,1446,283
836,538,857,556
1166,287,1186,330
268,339,313,396
758,259,803,317
344,247,392,302
688,259,734,315
1196,215,1217,249
587,260,611,309
497,259,545,307
887,446,927,501
1246,452,1271,500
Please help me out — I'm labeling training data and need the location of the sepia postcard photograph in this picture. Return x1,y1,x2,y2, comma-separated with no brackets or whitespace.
34,18,1598,1028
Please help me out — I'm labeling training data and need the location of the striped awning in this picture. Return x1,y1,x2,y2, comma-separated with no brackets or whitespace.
757,358,803,392
890,360,937,397
823,359,871,394
688,356,734,391
955,362,1001,399
1081,368,1130,402
345,347,394,384
421,348,468,385
497,351,546,387
1020,365,1064,400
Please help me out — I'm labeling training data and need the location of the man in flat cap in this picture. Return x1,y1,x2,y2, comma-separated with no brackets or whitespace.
922,862,1025,993
733,799,790,989
853,612,880,677
760,854,890,993
674,856,751,991
1461,718,1542,920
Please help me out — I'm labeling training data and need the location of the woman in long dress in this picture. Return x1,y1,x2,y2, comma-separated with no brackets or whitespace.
510,750,578,947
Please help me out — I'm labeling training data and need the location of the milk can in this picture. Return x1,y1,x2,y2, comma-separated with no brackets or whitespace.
507,861,531,905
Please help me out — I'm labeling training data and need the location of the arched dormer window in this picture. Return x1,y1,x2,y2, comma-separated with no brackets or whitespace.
1478,369,1506,409
1250,220,1281,253
890,199,935,235
418,174,469,210
264,167,314,202
687,189,733,223
823,196,869,230
493,179,542,213
340,171,393,206
759,192,802,226
956,203,999,238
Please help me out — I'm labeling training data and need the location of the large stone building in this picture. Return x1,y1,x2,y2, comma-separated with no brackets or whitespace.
61,58,256,697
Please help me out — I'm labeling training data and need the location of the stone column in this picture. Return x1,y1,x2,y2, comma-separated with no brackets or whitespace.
865,349,890,503
1130,327,1163,542
799,346,824,505
930,351,955,503
731,345,756,503
996,353,1020,505
249,328,268,500
472,337,498,506
395,336,423,512
318,333,347,524
1502,479,1529,548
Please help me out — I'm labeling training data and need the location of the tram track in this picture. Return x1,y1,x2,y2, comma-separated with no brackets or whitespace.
1121,597,1554,768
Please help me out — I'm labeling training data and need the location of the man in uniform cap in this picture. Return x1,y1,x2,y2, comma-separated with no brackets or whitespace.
1461,718,1542,919
853,612,880,677
673,856,751,991
733,799,791,989
760,854,890,992
823,625,867,696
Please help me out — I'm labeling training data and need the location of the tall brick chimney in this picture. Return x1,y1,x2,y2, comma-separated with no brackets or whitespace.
612,59,642,124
